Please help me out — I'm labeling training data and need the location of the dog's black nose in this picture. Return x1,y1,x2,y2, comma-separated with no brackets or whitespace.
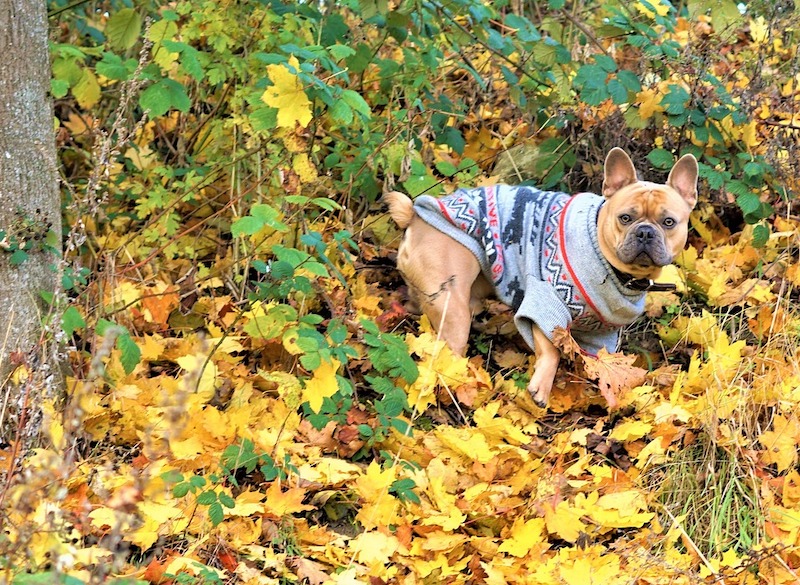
635,224,656,243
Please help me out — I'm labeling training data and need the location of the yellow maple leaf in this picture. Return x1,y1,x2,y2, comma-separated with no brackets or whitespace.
760,414,800,472
354,462,402,530
636,87,664,120
405,331,472,411
351,531,400,573
131,501,188,550
355,461,397,501
589,491,654,528
169,434,205,461
559,554,621,585
302,357,341,413
497,517,546,557
434,426,495,464
472,401,531,446
544,501,588,543
228,490,266,517
420,476,466,530
263,481,313,517
261,56,313,129
139,334,165,361
421,506,466,531
609,419,652,442
176,352,219,402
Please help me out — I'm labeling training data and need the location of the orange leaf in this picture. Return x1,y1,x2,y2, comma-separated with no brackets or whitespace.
552,327,582,359
580,349,647,409
263,481,313,517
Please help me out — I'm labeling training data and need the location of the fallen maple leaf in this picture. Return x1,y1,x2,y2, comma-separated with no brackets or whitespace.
552,327,582,359
261,56,312,128
579,349,647,409
302,357,342,413
759,414,800,472
497,517,546,557
263,481,314,517
289,557,331,585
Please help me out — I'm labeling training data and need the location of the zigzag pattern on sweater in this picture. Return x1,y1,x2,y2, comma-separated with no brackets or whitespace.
541,196,584,319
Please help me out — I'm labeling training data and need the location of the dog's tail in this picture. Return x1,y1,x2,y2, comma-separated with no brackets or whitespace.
384,191,415,229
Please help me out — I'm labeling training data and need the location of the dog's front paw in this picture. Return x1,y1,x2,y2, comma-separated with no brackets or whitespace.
527,374,553,409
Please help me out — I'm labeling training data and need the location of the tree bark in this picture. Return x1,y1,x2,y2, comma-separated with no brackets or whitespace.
0,0,62,444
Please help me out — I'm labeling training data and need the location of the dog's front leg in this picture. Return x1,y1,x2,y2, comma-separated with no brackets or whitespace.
528,325,560,408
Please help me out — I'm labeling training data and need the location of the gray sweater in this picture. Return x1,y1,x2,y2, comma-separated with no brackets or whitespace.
413,186,646,355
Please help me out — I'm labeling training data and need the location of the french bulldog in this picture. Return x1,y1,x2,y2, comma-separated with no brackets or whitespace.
385,148,697,407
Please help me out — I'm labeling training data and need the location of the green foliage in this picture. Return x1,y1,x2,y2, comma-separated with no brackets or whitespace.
165,471,235,527
0,210,59,266
220,438,289,484
96,320,142,375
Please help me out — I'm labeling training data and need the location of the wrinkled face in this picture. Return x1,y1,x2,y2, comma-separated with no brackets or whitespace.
599,182,693,277
597,148,697,280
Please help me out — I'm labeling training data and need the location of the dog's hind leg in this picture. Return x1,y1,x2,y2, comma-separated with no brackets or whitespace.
396,218,481,356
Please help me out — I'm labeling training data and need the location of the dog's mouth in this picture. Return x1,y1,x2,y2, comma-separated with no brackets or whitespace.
635,250,665,266
617,247,672,269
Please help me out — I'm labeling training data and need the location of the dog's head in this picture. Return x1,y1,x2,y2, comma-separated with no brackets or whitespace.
597,147,698,280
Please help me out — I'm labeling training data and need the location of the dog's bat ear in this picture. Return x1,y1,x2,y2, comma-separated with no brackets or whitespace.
667,154,698,210
602,148,638,197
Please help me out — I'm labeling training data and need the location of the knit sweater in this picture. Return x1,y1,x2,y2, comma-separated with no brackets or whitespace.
413,186,646,355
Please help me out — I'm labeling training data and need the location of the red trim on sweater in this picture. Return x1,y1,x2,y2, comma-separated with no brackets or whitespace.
557,195,612,327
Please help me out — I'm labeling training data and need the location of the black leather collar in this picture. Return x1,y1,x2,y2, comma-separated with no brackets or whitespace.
612,266,677,292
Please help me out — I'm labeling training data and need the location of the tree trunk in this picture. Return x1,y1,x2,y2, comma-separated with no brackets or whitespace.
0,0,62,444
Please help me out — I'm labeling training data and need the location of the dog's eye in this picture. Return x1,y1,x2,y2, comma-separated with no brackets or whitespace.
619,214,632,225
663,217,676,228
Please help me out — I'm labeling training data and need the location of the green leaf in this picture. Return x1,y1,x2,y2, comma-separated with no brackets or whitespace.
435,127,465,155
340,89,372,120
208,501,224,525
574,64,610,106
51,78,70,98
329,99,353,124
736,191,761,217
359,0,389,20
162,40,204,81
96,52,136,81
390,478,421,503
173,483,191,497
219,492,236,508
196,490,218,505
616,70,642,92
140,78,190,118
106,8,142,50
662,85,690,115
328,44,356,60
752,223,770,248
161,470,184,483
117,333,141,375
504,14,541,42
231,204,288,237
10,249,28,266
647,148,675,170
249,105,277,132
62,306,86,337
230,216,264,237
607,78,630,105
